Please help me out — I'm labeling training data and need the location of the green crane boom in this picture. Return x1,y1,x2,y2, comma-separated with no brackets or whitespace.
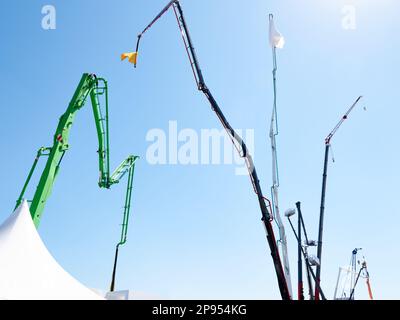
109,155,138,292
15,73,138,231
15,73,139,292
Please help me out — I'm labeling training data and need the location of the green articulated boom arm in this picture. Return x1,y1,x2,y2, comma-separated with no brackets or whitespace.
110,154,139,248
109,155,138,292
15,73,139,231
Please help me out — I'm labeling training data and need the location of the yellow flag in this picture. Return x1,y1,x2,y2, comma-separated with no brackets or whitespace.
121,52,138,65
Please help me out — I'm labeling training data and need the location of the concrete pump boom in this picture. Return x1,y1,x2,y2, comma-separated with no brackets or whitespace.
15,73,138,232
110,155,139,292
269,14,292,297
132,0,291,300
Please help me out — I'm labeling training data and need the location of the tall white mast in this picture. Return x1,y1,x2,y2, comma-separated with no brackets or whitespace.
268,14,292,297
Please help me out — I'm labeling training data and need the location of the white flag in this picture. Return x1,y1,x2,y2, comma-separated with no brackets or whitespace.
269,16,285,49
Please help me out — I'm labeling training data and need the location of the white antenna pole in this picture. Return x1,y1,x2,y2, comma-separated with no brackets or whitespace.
269,14,292,298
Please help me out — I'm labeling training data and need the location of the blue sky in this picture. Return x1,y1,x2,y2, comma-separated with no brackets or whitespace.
0,0,399,299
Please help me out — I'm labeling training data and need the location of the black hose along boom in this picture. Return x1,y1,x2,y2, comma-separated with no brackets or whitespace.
133,0,291,300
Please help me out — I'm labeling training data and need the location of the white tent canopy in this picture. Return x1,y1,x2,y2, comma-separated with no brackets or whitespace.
0,201,103,300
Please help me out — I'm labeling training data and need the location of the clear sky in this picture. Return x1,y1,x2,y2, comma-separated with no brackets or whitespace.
0,0,399,300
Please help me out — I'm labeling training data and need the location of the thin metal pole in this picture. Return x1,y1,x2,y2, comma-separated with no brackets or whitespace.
297,202,314,300
315,143,330,300
296,202,304,300
110,245,120,292
315,96,363,300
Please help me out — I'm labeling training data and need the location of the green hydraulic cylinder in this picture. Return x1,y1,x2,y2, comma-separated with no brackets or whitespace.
15,147,52,210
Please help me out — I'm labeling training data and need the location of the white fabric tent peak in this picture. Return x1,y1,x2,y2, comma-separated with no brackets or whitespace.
0,201,103,300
